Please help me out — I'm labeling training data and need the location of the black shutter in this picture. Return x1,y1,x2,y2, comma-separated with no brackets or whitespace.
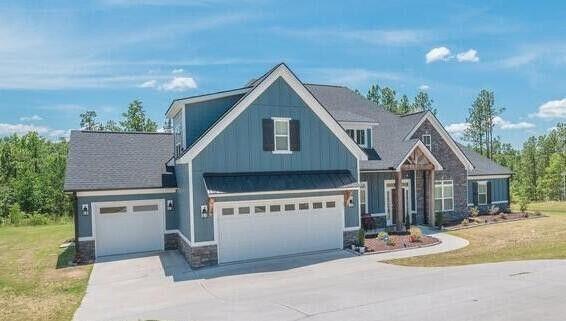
290,119,300,151
472,182,478,206
262,119,274,151
487,181,492,204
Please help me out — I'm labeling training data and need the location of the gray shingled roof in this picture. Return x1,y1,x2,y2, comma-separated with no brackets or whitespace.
64,131,176,191
203,170,357,196
459,144,513,176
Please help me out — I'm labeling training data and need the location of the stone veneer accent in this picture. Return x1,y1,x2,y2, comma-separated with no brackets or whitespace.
411,120,468,223
76,240,95,262
164,233,178,250
343,230,358,248
415,170,426,225
177,233,218,268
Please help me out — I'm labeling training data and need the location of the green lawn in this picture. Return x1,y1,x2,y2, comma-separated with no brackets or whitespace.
388,201,566,267
0,224,92,321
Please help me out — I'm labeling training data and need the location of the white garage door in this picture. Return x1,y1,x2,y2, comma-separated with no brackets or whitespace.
94,200,165,257
216,196,343,263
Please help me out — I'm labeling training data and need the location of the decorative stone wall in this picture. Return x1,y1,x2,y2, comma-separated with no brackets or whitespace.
76,240,95,263
164,233,178,250
415,170,426,225
177,234,218,268
343,230,358,248
411,120,468,222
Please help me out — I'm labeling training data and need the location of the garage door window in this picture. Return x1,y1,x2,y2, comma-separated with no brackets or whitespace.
312,202,323,209
326,201,336,208
299,203,309,210
99,206,127,214
222,208,235,215
133,204,158,212
254,206,266,214
238,207,250,214
285,204,295,211
270,205,281,212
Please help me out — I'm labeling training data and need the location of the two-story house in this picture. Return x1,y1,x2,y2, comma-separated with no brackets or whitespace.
64,63,511,267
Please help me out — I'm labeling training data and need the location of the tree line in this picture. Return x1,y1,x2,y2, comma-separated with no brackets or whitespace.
0,100,160,224
356,84,436,115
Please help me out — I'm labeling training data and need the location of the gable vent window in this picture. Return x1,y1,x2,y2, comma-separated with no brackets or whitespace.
422,134,431,150
263,118,300,153
346,129,369,148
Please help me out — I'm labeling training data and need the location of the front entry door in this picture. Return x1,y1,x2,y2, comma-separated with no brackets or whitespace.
384,179,412,226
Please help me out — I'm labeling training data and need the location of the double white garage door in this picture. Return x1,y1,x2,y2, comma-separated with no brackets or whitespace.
216,196,344,263
94,200,165,257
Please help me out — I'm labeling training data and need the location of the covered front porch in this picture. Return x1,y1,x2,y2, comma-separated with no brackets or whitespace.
360,142,443,232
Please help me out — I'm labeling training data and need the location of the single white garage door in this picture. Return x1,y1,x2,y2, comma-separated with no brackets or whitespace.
216,196,343,263
94,200,164,257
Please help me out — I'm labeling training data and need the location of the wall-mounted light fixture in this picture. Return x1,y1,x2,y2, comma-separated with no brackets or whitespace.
166,199,174,211
81,204,89,216
200,205,208,218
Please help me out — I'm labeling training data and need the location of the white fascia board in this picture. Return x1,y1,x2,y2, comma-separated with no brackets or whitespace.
176,64,368,164
209,186,360,198
468,174,511,180
165,87,250,119
395,140,444,171
404,112,474,170
76,188,177,197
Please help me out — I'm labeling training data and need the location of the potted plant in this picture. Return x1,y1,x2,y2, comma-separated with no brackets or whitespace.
356,229,366,253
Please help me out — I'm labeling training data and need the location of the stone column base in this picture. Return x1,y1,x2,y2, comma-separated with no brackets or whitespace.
76,240,95,263
164,233,179,250
343,229,358,249
177,233,218,268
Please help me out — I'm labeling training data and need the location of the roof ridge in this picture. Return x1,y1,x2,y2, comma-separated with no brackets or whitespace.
304,83,347,88
76,130,172,135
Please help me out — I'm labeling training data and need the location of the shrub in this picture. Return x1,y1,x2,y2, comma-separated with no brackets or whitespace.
27,212,50,226
386,238,396,246
409,227,422,242
8,204,25,226
499,213,507,220
435,211,443,227
534,211,542,216
377,231,389,240
519,198,529,213
461,218,470,226
470,207,480,218
489,206,500,215
356,229,365,247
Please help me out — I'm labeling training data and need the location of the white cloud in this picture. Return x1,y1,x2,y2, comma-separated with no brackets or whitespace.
0,123,69,139
418,84,430,91
446,122,469,136
493,116,535,129
172,68,184,74
426,47,451,63
456,49,479,62
159,76,198,91
19,115,43,122
138,79,157,88
534,98,566,119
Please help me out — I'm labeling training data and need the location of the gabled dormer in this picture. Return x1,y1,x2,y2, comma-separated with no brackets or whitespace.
340,122,378,149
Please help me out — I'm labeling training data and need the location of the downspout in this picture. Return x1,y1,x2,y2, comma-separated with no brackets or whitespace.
72,193,79,249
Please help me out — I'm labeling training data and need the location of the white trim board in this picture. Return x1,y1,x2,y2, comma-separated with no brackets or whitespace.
468,174,511,180
404,112,474,170
396,140,444,171
176,64,368,163
76,188,177,197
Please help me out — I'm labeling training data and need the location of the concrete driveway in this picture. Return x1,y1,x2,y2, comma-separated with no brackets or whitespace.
74,246,566,321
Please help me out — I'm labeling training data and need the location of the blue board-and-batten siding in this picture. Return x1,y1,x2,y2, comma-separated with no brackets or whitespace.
360,171,416,215
75,193,177,238
191,77,359,242
174,164,191,241
467,178,509,209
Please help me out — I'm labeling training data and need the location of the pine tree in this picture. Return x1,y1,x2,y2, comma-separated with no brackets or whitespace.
120,100,158,132
366,84,381,105
398,95,412,114
380,87,398,113
412,91,437,115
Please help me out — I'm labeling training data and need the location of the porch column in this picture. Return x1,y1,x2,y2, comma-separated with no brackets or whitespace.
394,170,404,232
427,170,436,227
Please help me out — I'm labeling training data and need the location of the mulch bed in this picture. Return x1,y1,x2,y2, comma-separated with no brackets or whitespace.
363,234,440,254
442,212,546,231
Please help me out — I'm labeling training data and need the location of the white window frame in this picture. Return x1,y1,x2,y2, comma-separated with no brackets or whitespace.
345,128,370,148
360,181,368,214
174,123,182,157
477,181,488,205
272,117,291,154
434,180,454,212
422,134,431,150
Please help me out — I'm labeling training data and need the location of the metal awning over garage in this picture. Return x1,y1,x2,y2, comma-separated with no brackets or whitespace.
203,170,358,197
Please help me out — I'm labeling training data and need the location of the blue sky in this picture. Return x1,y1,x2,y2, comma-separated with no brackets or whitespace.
0,0,565,147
